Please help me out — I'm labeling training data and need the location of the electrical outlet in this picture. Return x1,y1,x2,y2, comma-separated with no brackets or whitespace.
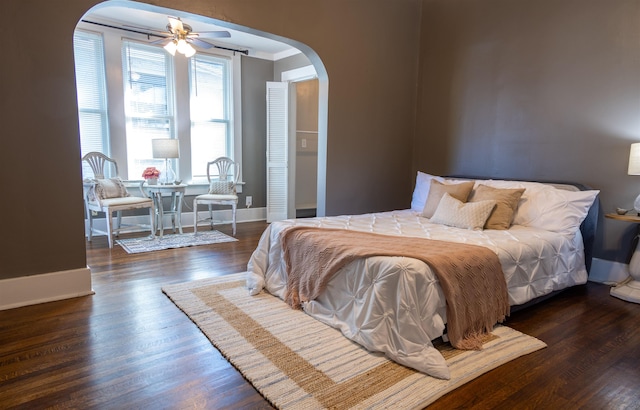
246,196,252,208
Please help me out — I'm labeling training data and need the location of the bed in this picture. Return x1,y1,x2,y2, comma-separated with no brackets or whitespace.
246,174,600,380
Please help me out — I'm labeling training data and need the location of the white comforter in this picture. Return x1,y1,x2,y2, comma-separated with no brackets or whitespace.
246,209,588,379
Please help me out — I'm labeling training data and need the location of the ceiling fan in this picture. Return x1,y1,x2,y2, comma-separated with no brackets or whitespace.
149,16,231,57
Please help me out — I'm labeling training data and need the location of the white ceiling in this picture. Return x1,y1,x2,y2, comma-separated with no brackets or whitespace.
82,5,300,60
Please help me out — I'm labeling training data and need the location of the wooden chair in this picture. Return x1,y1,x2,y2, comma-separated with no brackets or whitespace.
193,157,239,236
82,152,155,248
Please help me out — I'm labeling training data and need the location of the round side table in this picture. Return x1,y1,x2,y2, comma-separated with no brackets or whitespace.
146,184,187,237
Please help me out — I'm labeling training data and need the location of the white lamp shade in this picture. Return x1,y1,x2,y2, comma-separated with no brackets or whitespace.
183,43,196,58
176,39,189,55
152,139,180,159
629,143,640,175
164,41,177,56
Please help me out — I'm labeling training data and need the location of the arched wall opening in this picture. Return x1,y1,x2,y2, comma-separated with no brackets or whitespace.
75,0,329,239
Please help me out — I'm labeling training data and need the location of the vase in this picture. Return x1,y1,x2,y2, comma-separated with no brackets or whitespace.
147,178,158,185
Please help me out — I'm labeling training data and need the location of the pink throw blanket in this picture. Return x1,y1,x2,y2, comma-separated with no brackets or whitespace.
281,226,510,350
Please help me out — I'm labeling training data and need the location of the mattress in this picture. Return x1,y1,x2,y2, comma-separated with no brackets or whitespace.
246,209,588,379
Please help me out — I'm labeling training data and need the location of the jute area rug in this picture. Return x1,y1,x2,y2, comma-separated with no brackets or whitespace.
116,230,237,254
162,272,546,409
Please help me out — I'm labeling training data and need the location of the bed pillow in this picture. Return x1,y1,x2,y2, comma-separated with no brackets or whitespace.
422,180,475,218
468,184,525,230
411,171,444,211
477,179,599,235
430,193,497,230
514,187,599,235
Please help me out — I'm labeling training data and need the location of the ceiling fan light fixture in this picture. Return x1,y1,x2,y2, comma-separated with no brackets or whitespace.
164,41,177,56
183,43,196,58
176,39,189,54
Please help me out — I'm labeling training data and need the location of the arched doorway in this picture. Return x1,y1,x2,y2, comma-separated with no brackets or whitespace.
76,1,328,242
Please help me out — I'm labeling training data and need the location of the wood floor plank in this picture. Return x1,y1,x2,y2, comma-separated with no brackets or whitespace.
1,221,639,409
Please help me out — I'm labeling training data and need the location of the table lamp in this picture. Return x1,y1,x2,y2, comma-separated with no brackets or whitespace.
152,138,179,185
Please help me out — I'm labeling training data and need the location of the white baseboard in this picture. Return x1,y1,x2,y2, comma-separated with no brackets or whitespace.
588,257,631,285
0,267,94,311
85,207,267,236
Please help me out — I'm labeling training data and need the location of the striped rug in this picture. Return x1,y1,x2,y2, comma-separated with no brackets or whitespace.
163,272,546,409
116,230,237,253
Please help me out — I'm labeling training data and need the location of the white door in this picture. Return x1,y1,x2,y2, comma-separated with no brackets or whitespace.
266,82,289,222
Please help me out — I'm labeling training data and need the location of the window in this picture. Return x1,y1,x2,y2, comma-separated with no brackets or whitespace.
122,41,175,180
73,31,109,178
189,54,232,179
73,23,241,184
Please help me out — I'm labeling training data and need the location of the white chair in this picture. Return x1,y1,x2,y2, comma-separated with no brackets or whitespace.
193,157,239,236
82,152,155,248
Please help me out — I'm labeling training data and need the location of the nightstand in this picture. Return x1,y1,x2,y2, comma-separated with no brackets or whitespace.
605,213,640,303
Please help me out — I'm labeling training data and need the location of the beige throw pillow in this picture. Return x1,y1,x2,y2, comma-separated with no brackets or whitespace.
94,177,130,200
468,184,525,230
430,193,497,230
422,180,475,218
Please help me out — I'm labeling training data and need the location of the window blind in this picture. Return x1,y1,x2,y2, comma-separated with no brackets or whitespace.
73,31,109,178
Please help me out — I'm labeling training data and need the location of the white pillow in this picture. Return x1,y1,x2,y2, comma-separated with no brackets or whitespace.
515,188,598,235
209,180,236,195
430,193,497,230
411,171,444,211
476,179,599,235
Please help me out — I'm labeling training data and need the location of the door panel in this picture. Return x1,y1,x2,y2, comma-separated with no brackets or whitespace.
266,82,288,222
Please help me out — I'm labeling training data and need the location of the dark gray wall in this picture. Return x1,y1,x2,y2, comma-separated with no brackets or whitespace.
415,0,640,262
1,2,89,279
9,0,627,285
2,0,421,280
241,56,273,208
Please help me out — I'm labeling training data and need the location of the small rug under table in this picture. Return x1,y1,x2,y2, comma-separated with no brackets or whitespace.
162,272,546,409
116,230,237,253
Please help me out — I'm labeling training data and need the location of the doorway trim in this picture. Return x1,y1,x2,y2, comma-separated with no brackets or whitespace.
282,65,317,82
280,65,321,219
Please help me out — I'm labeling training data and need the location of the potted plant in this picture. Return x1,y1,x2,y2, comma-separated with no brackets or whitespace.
142,167,160,185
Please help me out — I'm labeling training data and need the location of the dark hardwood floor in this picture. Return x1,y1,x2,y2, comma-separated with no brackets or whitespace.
1,221,639,409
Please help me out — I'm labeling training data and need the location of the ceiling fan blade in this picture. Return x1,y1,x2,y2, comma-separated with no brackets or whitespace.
188,38,214,49
150,37,172,46
168,16,184,33
194,30,231,39
123,24,167,34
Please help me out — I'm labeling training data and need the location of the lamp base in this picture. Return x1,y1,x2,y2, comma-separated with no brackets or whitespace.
613,236,640,304
163,158,176,185
610,279,640,304
634,193,640,215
